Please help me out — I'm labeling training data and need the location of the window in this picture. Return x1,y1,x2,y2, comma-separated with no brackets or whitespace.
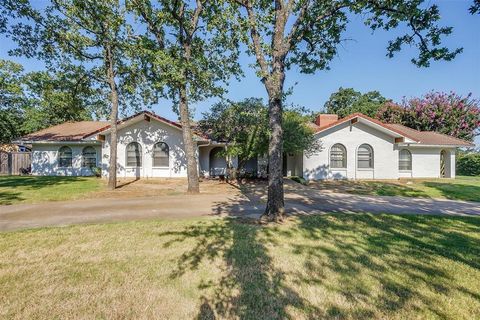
357,144,373,169
330,144,347,168
58,146,72,168
82,146,97,168
126,142,142,167
399,149,412,171
153,142,169,167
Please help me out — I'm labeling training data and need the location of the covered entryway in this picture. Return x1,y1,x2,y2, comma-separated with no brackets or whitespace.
440,149,452,178
209,147,227,177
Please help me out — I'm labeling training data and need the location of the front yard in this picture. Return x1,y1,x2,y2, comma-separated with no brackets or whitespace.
0,176,235,205
1,214,479,319
0,176,103,205
308,176,480,202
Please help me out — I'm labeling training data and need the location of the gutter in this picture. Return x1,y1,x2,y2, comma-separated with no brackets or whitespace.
396,143,474,148
13,140,102,145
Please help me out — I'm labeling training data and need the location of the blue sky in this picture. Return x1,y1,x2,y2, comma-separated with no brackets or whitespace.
1,1,479,145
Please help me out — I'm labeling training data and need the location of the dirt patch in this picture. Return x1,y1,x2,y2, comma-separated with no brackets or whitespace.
89,178,238,200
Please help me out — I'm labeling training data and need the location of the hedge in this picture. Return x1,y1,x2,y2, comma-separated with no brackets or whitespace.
457,153,480,176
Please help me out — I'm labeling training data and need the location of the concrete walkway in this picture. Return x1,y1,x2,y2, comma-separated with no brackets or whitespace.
1,185,479,231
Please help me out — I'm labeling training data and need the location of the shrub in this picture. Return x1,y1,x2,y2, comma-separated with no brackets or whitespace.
90,166,102,178
457,153,480,176
290,176,308,185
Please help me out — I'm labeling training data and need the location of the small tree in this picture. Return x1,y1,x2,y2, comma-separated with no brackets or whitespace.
324,87,388,118
199,98,268,174
231,0,462,220
199,99,320,175
129,0,241,193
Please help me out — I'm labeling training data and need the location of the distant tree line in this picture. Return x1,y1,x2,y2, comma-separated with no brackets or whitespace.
0,59,109,143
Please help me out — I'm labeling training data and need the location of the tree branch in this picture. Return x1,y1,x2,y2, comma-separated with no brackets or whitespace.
236,0,270,80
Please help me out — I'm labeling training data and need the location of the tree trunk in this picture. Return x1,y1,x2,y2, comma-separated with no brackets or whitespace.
263,74,285,221
178,85,200,193
106,45,118,190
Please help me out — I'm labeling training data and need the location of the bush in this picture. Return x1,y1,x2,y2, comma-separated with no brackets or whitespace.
290,176,308,185
90,166,102,178
457,153,480,176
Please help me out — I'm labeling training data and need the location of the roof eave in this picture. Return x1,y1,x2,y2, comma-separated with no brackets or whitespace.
397,142,474,148
13,140,102,145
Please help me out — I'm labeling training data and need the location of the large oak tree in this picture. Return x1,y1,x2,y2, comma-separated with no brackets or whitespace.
232,0,463,220
129,0,241,193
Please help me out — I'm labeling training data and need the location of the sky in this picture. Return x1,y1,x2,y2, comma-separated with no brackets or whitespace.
1,0,479,145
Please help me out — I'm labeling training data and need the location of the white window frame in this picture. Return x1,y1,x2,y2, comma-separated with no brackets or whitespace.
357,144,374,170
152,142,169,168
126,142,142,168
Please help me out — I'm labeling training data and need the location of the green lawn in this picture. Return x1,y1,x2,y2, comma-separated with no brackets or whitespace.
311,176,480,202
0,176,103,205
1,214,479,319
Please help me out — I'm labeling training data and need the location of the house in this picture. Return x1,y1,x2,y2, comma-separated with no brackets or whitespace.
17,110,473,180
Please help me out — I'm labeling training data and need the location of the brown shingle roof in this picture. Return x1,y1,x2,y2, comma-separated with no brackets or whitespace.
22,121,109,142
314,113,474,147
384,123,474,147
19,111,208,142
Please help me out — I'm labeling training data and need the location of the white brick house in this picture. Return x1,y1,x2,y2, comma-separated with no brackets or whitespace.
18,111,473,180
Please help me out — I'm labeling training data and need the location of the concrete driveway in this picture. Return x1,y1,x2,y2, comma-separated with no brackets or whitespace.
1,181,479,231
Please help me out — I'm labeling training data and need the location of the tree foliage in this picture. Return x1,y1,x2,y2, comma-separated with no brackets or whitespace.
377,92,480,141
0,59,25,143
0,59,104,143
199,98,320,173
457,152,480,176
231,0,462,219
470,0,480,14
1,0,155,189
128,0,242,193
324,87,388,118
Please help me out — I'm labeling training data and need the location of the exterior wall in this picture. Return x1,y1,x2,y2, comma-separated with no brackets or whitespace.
198,145,238,178
285,153,303,177
302,121,459,180
31,143,101,176
450,151,456,178
303,122,399,180
101,119,188,178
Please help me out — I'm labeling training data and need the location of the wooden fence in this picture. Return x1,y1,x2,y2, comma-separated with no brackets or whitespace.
0,151,31,175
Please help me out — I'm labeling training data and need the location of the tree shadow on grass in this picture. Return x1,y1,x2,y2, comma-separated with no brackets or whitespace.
158,217,321,320
308,180,431,198
0,176,93,190
423,182,480,202
0,190,25,205
158,187,480,319
294,213,480,318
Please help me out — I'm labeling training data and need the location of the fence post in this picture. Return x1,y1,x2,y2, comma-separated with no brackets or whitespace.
8,153,12,175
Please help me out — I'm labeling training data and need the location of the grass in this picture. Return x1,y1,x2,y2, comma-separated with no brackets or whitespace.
1,214,479,319
309,176,480,202
0,176,103,205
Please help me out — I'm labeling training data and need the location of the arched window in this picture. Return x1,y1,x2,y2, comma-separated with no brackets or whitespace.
82,146,97,168
58,146,73,168
357,144,373,169
126,142,142,167
153,142,169,167
399,149,412,171
330,144,347,168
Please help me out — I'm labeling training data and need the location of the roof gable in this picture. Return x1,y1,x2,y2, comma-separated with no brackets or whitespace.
85,111,208,140
314,113,474,147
